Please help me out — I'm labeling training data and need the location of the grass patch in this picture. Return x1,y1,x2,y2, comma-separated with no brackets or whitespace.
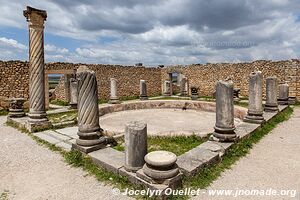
48,110,78,124
234,101,248,108
183,106,293,189
114,135,206,156
50,99,69,106
0,109,8,116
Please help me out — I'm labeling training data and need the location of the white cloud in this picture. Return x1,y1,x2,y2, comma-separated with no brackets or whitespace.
45,44,69,54
0,37,26,50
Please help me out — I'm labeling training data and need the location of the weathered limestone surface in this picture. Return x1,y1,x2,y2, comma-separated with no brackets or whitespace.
163,80,171,96
69,78,78,109
24,6,49,125
109,78,120,104
180,77,188,96
244,71,265,124
139,80,148,100
265,77,279,112
74,66,106,152
124,121,147,172
278,82,289,105
8,98,25,118
212,80,237,142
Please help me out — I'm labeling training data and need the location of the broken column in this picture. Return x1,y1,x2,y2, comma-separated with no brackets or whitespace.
163,80,171,96
191,86,199,100
264,77,279,112
8,98,26,118
137,151,181,187
69,78,78,109
140,80,148,100
124,121,147,172
109,78,120,104
278,82,289,105
73,66,106,153
212,80,237,142
180,77,188,96
23,6,50,129
244,71,265,124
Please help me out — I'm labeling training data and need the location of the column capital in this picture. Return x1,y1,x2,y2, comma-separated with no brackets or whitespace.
23,6,47,27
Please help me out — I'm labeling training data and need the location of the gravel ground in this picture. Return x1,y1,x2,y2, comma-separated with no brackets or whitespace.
192,108,300,200
0,116,131,200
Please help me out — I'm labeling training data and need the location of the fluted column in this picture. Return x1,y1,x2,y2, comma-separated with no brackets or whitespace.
24,6,48,124
76,66,105,149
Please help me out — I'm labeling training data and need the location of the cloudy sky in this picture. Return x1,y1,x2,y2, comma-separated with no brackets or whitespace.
0,0,299,65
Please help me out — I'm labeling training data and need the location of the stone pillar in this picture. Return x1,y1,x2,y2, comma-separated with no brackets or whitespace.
69,78,78,109
73,66,106,153
24,7,49,127
140,80,148,100
278,82,289,105
244,71,265,124
64,74,71,103
180,77,187,96
163,80,171,96
137,151,181,186
8,98,26,118
124,121,147,172
109,78,120,104
212,80,236,142
264,77,279,112
191,87,199,100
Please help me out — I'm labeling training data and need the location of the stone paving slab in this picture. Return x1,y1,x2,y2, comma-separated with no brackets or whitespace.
177,146,219,176
55,126,78,139
235,122,261,139
33,131,63,145
88,147,125,174
55,141,72,151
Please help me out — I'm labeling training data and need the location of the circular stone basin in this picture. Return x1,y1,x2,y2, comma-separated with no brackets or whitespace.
99,108,242,137
145,151,177,167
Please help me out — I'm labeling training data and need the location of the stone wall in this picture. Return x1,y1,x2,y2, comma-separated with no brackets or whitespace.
0,60,299,108
161,60,300,99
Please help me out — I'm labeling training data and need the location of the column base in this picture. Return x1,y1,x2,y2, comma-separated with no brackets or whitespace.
108,98,120,104
278,98,289,105
26,119,52,132
243,114,265,124
211,132,238,142
264,105,279,112
8,109,25,118
72,142,106,154
70,103,77,109
140,96,148,100
124,164,143,173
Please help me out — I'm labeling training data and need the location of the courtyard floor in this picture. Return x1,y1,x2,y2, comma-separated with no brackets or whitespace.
0,109,299,199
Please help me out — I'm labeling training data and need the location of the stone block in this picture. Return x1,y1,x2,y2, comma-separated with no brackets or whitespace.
33,131,62,145
88,147,125,173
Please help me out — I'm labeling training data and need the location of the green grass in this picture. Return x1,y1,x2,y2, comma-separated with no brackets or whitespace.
50,99,69,106
183,106,293,189
0,109,8,116
234,101,248,108
0,190,9,200
48,110,78,124
114,135,206,156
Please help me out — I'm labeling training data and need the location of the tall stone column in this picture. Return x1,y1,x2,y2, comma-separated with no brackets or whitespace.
278,82,289,105
69,78,78,109
212,80,236,142
264,77,279,112
73,66,106,153
180,77,187,96
140,80,148,100
109,78,120,104
244,71,265,124
163,80,171,96
24,6,50,129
